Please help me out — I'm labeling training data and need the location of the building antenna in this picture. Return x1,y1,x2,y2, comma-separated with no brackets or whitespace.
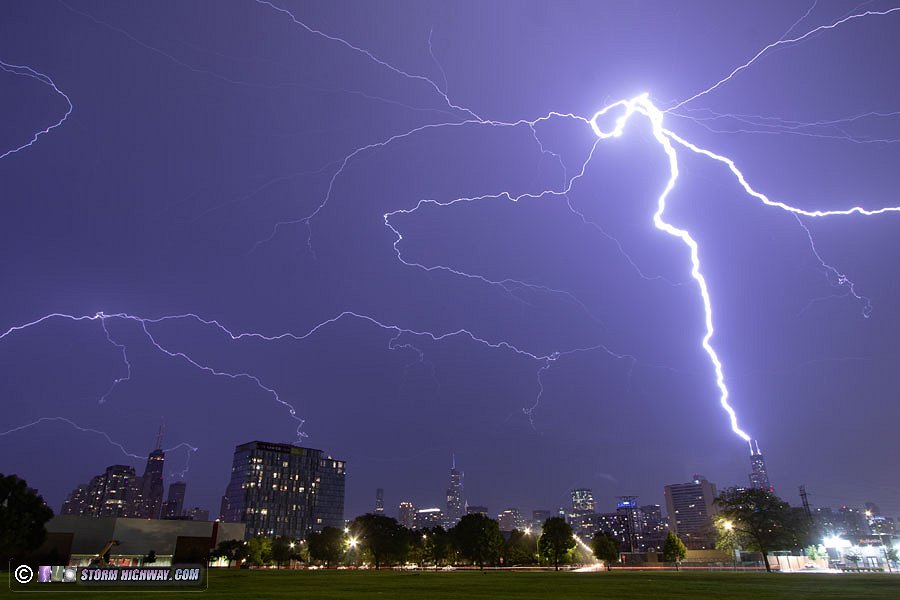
155,417,165,450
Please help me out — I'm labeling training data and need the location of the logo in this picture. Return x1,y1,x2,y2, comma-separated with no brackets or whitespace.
14,564,34,584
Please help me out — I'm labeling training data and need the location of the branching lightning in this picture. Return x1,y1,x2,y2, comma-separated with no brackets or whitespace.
3,2,900,460
0,60,72,160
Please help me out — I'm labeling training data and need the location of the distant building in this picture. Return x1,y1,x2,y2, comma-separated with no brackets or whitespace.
573,512,628,546
616,496,643,551
375,488,385,514
221,440,345,539
163,482,186,519
61,464,138,517
398,501,416,529
497,508,526,532
445,455,464,528
748,440,773,492
185,507,210,522
531,510,553,529
640,504,668,551
569,488,595,522
415,508,443,529
664,474,718,550
466,505,489,517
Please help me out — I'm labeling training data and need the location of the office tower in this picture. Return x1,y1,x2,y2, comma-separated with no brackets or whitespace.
748,440,773,492
445,455,465,527
415,507,443,529
569,488,595,521
399,501,417,529
664,474,718,550
497,508,526,532
222,440,345,539
375,488,385,513
164,481,187,519
466,505,489,517
616,496,643,551
640,504,667,550
531,510,553,530
61,464,138,517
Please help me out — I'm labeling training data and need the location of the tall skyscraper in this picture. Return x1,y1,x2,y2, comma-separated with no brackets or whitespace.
748,440,773,492
445,454,464,527
531,510,553,529
398,501,416,529
664,474,718,550
222,440,346,539
375,488,385,513
164,481,187,519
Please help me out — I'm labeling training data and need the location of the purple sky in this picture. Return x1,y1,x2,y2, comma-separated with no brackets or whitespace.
2,1,900,520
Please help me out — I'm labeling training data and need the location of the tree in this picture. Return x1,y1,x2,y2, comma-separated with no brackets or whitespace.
502,529,538,566
538,517,575,571
306,527,344,566
0,474,54,564
591,533,620,570
353,513,409,569
246,537,272,566
211,539,248,567
450,514,503,569
422,527,454,569
714,488,811,572
662,531,687,570
805,544,826,562
271,537,301,568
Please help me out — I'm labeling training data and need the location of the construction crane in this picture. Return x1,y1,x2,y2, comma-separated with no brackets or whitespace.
89,540,120,567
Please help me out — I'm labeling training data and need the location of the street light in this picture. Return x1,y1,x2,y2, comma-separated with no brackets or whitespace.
723,520,734,531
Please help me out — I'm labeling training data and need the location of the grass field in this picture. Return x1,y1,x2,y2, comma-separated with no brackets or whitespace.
5,569,900,599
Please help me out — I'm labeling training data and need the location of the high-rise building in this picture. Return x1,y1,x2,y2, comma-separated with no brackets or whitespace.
466,505,489,517
61,464,138,517
748,440,773,492
163,481,186,519
664,474,718,550
569,488,595,522
415,507,443,529
398,501,416,529
375,488,385,514
497,508,526,532
445,455,464,527
222,440,345,539
185,506,210,521
616,496,644,551
640,504,668,551
531,510,553,530
573,512,628,545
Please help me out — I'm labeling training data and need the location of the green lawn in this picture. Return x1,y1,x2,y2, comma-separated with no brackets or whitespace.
4,569,899,599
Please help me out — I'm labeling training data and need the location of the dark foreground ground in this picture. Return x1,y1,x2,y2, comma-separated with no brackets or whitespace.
4,569,899,599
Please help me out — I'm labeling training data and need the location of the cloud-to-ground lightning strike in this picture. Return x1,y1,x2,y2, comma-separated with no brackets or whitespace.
0,60,72,160
4,3,900,454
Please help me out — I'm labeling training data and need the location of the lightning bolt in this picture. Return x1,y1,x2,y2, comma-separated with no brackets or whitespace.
5,2,900,454
0,60,72,160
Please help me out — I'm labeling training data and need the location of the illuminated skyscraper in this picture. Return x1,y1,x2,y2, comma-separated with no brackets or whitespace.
222,440,345,539
398,501,416,529
445,454,464,527
375,488,385,513
664,474,718,550
569,488,595,521
748,440,773,492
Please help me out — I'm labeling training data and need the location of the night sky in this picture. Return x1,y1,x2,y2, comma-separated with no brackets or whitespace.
2,1,900,521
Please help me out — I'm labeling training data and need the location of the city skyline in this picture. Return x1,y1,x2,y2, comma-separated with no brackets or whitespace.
2,1,900,526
